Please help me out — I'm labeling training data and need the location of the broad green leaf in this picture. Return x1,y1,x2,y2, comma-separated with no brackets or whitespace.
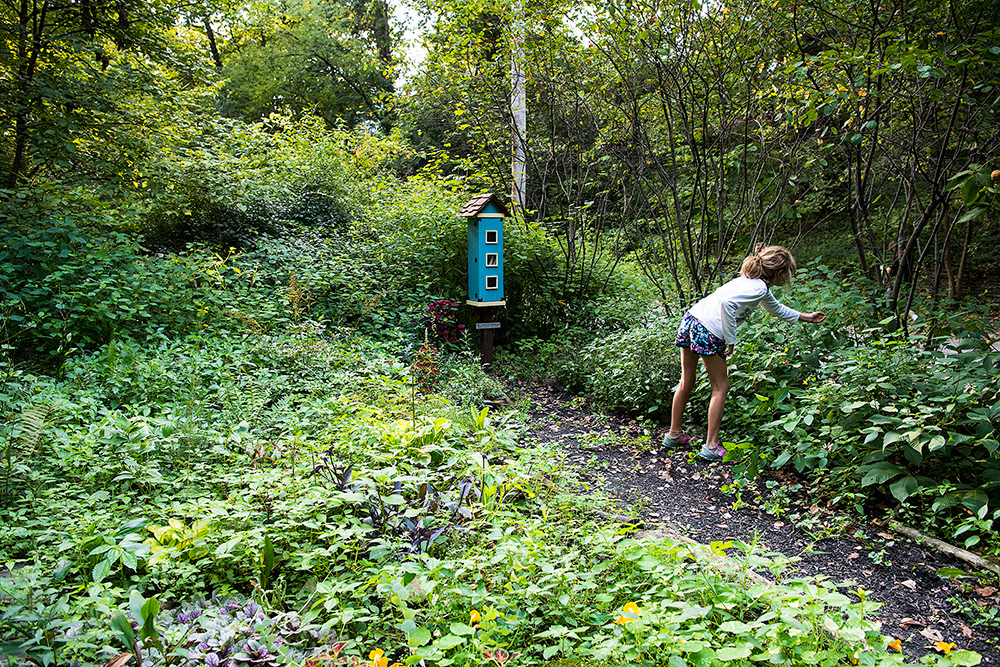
407,627,432,647
129,590,146,623
860,462,906,487
936,567,974,578
449,622,474,636
957,207,986,224
434,634,465,650
960,490,988,514
716,645,752,661
719,621,754,633
92,559,111,583
943,650,981,666
961,177,980,204
889,476,918,503
119,549,138,570
110,612,135,648
140,597,160,644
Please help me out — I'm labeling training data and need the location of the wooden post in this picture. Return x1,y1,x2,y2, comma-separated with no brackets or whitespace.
478,306,499,366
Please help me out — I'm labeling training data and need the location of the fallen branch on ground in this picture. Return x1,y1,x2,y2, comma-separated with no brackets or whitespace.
888,520,1000,576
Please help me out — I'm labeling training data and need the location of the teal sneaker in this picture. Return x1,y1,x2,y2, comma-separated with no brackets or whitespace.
661,432,693,452
698,441,728,462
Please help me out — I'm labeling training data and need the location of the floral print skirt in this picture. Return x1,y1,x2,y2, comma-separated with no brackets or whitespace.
674,312,727,357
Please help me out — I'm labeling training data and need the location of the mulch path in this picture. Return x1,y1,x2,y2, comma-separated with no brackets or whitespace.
512,380,1000,663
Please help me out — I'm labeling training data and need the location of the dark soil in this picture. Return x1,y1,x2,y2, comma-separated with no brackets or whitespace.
513,380,1000,663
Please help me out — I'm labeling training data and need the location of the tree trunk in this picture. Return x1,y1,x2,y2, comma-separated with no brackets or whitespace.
371,0,391,69
204,18,223,68
954,216,974,300
6,0,47,189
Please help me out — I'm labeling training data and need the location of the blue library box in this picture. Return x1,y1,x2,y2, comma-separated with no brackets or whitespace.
460,193,509,306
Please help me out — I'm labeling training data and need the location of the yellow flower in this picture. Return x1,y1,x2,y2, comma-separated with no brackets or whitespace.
470,609,482,624
934,642,956,655
888,638,902,653
368,648,388,667
614,601,642,625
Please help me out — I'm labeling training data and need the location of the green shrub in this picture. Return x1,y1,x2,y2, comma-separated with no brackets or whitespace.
0,219,221,365
725,267,1000,549
580,311,680,415
437,351,509,407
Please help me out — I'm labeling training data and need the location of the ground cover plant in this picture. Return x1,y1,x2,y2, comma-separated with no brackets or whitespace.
2,324,979,666
2,0,998,662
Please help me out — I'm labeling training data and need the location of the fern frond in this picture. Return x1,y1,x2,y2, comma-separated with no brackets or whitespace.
14,404,52,450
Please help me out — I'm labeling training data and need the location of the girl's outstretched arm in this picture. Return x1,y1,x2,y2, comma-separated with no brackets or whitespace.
798,311,826,324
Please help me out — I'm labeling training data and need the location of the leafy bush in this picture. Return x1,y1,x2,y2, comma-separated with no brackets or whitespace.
724,268,1000,548
0,218,222,364
500,300,679,416
580,311,681,414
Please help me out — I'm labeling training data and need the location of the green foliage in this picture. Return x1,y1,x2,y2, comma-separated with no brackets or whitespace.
722,269,1000,548
2,328,953,666
579,312,681,415
218,0,394,129
0,217,220,363
145,519,213,567
437,351,508,408
0,0,185,189
0,567,76,666
500,297,678,416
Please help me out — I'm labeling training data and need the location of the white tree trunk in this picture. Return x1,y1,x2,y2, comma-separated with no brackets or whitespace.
511,0,526,208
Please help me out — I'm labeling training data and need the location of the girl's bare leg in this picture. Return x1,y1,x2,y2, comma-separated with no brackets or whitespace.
669,347,699,436
701,353,730,445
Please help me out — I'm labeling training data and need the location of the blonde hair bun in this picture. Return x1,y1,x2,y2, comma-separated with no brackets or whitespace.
741,245,797,285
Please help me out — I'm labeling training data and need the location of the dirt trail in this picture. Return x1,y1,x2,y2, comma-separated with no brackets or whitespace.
515,380,1000,663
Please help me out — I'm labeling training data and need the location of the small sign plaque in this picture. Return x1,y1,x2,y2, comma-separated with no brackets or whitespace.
476,322,501,330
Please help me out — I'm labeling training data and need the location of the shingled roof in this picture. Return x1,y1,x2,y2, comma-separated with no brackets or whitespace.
459,193,510,218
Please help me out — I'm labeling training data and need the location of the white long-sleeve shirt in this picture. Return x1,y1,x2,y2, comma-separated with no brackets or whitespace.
688,277,801,345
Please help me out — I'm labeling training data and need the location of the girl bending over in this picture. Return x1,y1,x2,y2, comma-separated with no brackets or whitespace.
663,245,826,461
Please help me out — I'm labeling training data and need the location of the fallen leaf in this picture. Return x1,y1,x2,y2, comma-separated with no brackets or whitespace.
899,580,917,591
877,531,895,540
104,655,133,667
959,623,973,639
899,618,925,629
919,627,944,643
973,586,997,597
846,553,860,560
